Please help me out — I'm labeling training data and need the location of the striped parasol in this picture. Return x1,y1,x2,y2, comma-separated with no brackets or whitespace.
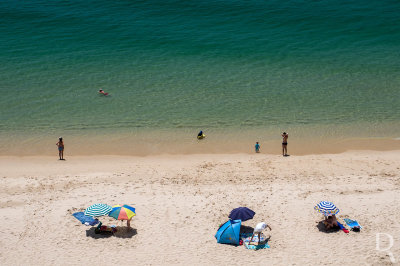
84,203,112,217
109,204,136,220
314,201,340,216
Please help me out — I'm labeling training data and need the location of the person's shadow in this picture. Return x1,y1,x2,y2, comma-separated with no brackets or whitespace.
86,227,137,239
316,221,340,233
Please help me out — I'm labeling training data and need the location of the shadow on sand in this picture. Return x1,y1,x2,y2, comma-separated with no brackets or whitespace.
86,227,138,239
240,225,254,234
316,221,340,233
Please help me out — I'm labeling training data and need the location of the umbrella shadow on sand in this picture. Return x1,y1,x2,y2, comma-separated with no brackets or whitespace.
114,227,137,238
316,221,340,233
86,227,138,239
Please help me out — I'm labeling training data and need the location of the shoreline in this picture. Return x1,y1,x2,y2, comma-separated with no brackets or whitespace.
0,135,399,156
1,147,400,159
1,121,399,156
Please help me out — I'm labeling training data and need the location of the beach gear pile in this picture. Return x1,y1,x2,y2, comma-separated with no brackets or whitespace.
73,203,136,234
314,201,362,234
215,203,363,250
215,207,270,249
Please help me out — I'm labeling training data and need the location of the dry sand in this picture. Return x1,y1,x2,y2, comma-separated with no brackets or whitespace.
1,151,400,265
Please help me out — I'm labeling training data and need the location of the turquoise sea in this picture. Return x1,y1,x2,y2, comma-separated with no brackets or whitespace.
1,0,399,155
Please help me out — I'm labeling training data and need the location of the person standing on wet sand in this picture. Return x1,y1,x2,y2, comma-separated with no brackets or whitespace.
281,132,288,156
56,137,65,160
255,141,260,153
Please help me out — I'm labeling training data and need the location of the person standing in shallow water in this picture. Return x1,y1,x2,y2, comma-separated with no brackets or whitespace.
255,142,260,153
56,137,65,160
281,132,288,156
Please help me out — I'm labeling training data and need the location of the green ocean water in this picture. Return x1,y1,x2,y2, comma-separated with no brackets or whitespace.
0,0,399,155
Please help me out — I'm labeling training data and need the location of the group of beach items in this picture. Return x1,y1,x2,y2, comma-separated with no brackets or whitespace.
314,201,362,233
73,203,136,234
216,202,362,249
215,207,269,250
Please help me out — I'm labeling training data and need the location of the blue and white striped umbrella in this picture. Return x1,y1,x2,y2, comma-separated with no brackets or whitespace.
314,201,340,216
84,203,112,217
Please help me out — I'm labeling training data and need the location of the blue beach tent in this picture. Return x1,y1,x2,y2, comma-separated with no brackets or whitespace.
215,219,242,245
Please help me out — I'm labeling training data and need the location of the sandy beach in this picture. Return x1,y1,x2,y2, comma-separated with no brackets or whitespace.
1,151,400,265
2,1,400,265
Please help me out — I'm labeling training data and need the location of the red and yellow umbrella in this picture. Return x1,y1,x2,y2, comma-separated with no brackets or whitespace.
108,204,136,220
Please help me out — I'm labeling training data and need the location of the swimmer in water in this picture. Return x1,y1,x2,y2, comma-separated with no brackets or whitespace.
197,130,205,139
98,89,108,96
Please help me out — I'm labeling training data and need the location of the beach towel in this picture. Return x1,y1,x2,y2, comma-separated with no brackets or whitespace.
73,212,99,226
337,222,349,234
240,233,270,250
344,218,362,230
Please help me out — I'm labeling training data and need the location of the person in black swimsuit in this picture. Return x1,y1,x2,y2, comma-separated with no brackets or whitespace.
281,132,288,156
56,137,64,160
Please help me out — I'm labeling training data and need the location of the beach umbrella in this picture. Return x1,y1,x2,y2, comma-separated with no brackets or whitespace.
229,207,255,221
108,204,136,220
84,203,113,217
314,201,340,216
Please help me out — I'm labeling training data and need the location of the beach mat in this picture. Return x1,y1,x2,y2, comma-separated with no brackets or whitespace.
337,222,349,234
73,212,99,226
344,218,362,229
240,233,270,250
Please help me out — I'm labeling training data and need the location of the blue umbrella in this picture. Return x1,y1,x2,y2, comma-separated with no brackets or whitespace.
229,207,255,221
314,201,340,216
84,203,112,217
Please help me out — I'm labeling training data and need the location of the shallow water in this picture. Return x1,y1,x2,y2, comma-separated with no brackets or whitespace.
1,0,399,154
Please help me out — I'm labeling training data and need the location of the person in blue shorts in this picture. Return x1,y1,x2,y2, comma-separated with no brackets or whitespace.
255,142,260,153
56,137,64,160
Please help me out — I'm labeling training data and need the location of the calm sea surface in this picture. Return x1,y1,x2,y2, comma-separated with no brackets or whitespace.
1,0,399,154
